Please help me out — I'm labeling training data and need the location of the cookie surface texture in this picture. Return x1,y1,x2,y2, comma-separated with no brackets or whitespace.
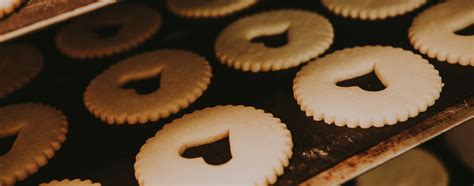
293,46,443,128
167,0,256,18
40,179,101,186
215,9,333,72
322,0,427,20
0,0,22,18
409,0,474,66
56,4,161,59
356,148,448,186
84,49,212,125
0,44,43,99
0,103,68,185
134,105,293,186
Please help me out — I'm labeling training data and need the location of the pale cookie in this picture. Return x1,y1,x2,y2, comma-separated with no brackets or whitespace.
293,46,443,128
322,0,427,20
0,0,21,19
84,49,212,125
0,44,43,99
134,105,293,186
356,148,448,186
40,179,101,186
167,0,256,18
0,103,68,185
409,0,474,66
56,4,161,59
215,9,333,72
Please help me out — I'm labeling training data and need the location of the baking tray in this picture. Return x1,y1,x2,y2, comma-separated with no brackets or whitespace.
1,0,473,185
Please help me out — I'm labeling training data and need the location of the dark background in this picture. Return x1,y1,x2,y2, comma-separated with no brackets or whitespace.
0,0,473,185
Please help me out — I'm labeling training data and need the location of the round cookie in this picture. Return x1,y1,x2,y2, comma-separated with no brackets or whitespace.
0,103,68,185
0,0,21,18
40,179,101,186
56,4,161,59
409,0,474,66
355,148,448,186
167,0,257,18
84,49,212,125
293,46,443,128
134,105,293,185
0,44,43,99
322,0,427,20
215,9,333,72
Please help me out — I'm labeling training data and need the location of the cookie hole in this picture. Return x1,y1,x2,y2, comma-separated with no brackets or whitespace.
181,135,232,165
121,73,161,95
250,29,289,48
94,24,122,39
455,24,474,36
0,134,17,155
336,70,386,91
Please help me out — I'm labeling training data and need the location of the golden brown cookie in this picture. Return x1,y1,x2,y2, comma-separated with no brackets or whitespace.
322,0,427,20
0,0,22,19
167,0,256,18
134,105,293,185
40,179,101,186
293,46,443,128
84,49,212,125
56,4,161,59
215,9,333,72
409,0,474,66
0,44,43,99
0,103,68,185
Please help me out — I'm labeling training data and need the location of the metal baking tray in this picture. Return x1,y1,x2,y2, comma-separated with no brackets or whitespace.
1,0,473,185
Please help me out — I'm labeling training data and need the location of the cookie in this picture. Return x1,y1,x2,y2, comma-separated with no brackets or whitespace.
84,49,212,125
215,9,333,72
0,103,68,185
293,46,443,128
0,0,22,19
40,179,101,186
56,4,161,59
167,0,256,18
0,44,43,99
322,0,427,20
409,0,474,66
356,148,448,186
134,105,293,185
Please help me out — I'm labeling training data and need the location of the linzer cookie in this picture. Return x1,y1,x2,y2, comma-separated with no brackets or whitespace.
56,4,161,59
167,0,256,18
0,103,68,185
293,46,443,128
0,44,42,99
84,49,212,124
134,105,293,185
409,0,474,66
40,179,101,186
322,0,427,20
0,0,21,19
356,149,448,186
215,9,333,72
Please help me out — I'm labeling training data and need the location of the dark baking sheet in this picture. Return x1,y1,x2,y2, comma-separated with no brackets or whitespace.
1,0,473,185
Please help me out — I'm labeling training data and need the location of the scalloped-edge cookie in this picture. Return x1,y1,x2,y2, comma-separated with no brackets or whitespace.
0,44,43,99
293,46,443,128
56,4,161,59
40,179,101,186
0,103,68,185
134,105,293,185
356,148,448,186
84,49,212,125
409,0,474,66
0,0,22,19
321,0,427,20
167,0,256,18
215,9,333,72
